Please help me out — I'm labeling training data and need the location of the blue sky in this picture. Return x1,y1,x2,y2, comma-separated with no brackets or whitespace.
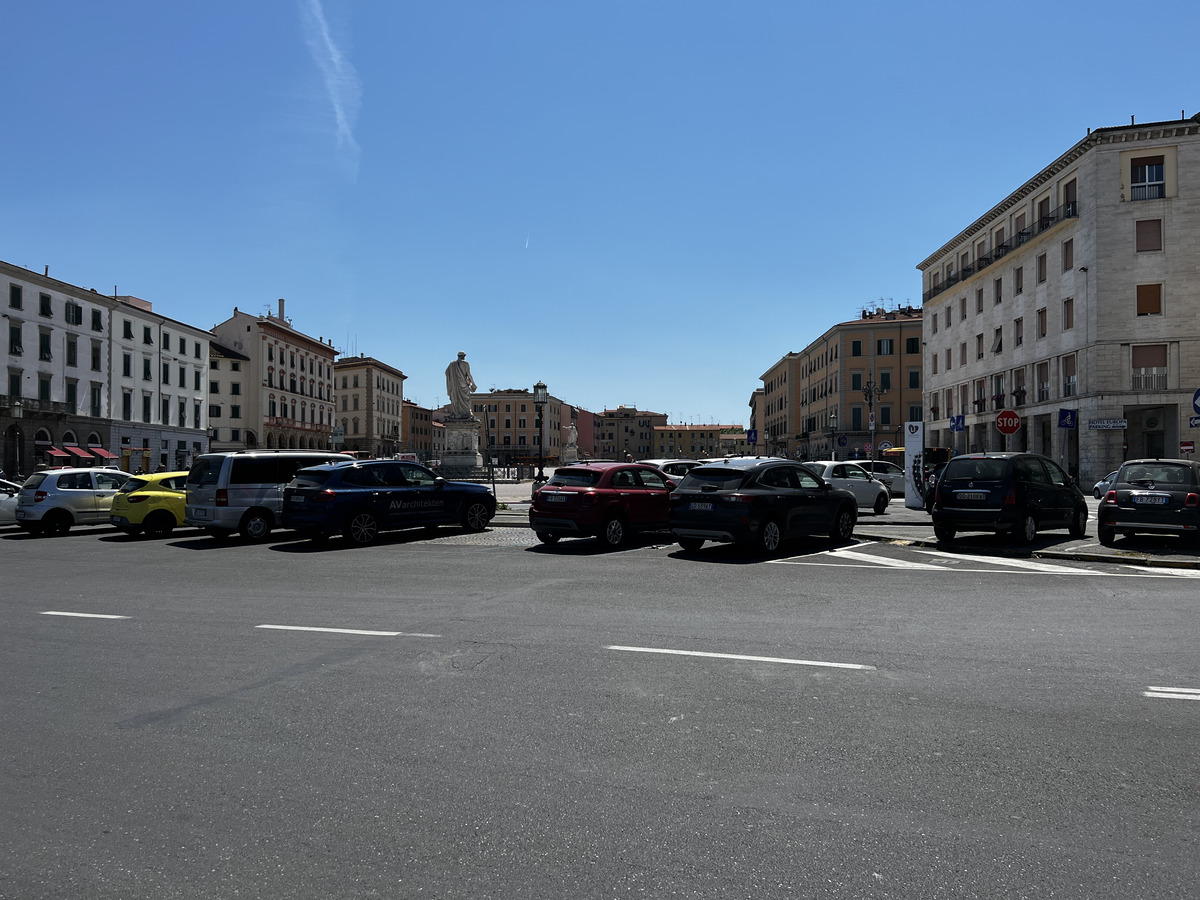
3,1,1197,426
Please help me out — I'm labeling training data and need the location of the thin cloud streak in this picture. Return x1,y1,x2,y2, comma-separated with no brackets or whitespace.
300,0,361,176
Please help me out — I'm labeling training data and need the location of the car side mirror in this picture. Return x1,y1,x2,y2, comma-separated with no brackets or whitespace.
434,477,446,489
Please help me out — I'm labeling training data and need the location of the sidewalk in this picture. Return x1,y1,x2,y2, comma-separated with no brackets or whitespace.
487,478,1200,570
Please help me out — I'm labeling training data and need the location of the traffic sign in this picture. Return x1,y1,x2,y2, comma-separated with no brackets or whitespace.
879,441,893,451
995,410,1021,435
1193,387,1200,416
837,435,847,447
1182,441,1196,454
863,442,873,453
746,429,758,445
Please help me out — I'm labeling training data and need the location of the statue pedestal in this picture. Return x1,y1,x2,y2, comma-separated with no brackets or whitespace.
441,417,482,473
562,446,579,464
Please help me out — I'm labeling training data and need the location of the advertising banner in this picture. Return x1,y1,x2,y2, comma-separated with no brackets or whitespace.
904,421,925,510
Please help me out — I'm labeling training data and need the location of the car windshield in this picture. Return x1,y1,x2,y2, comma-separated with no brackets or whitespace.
679,467,748,490
118,478,150,493
548,470,602,487
1120,463,1196,486
944,458,1007,481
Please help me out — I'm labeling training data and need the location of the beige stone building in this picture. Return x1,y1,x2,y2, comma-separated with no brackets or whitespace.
918,113,1200,481
761,307,925,461
402,400,434,458
333,355,406,457
652,424,739,459
471,388,563,465
596,406,667,460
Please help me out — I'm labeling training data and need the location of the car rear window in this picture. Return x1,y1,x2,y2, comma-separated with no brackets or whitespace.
944,458,1007,481
22,474,47,490
119,478,150,493
187,456,223,486
289,470,333,489
679,467,749,490
1120,463,1197,486
548,470,602,487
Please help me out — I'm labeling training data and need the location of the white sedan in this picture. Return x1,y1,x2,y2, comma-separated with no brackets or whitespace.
802,461,890,515
0,478,22,526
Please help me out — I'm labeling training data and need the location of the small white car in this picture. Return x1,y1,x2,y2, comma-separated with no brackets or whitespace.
802,460,889,515
0,478,22,526
638,459,702,483
1092,470,1119,499
857,460,906,498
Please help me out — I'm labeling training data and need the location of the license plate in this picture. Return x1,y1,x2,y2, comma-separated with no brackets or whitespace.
689,501,713,511
15,510,26,519
191,508,208,518
290,495,305,504
545,493,568,503
957,492,987,500
1133,494,1169,505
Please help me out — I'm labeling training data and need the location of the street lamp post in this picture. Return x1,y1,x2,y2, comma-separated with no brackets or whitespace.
863,379,888,461
533,380,548,483
829,409,838,461
11,398,23,479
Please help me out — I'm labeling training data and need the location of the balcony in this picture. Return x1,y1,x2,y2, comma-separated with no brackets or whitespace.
924,202,1079,302
1131,368,1168,391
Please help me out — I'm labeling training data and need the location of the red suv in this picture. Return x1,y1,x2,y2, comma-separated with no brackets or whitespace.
529,463,674,548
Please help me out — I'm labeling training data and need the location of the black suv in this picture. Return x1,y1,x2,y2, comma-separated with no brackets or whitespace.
668,457,857,555
1096,458,1200,546
930,452,1087,544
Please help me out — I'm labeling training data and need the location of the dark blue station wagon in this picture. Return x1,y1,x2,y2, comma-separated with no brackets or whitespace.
281,460,496,545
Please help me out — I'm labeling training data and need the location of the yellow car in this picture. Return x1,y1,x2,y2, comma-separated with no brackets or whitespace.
109,471,190,536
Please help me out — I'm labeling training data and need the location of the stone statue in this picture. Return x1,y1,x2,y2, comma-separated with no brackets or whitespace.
566,423,578,448
444,351,477,419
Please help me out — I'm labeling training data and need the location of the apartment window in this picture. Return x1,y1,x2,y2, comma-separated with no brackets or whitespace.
1131,155,1165,201
123,320,133,340
851,407,863,431
353,396,359,410
1131,344,1168,390
64,301,83,325
975,334,984,360
1063,298,1074,331
179,366,186,387
945,348,952,370
91,385,102,417
195,371,201,391
142,394,152,423
975,288,983,314
162,362,170,384
909,405,923,422
1014,317,1023,347
143,325,152,345
8,284,21,309
179,399,187,427
879,406,892,427
1063,178,1077,214
931,313,938,335
231,361,240,372
194,344,201,359
851,372,863,391
1062,355,1077,397
877,339,894,355
1036,254,1047,283
179,336,186,354
932,356,939,375
39,293,52,317
1136,219,1163,251
1136,284,1162,316
39,331,52,361
1036,308,1047,338
991,327,1003,354
959,296,966,320
231,383,241,396
959,343,966,366
879,371,892,391
905,337,920,354
38,375,51,402
230,405,242,419
353,375,359,388
851,340,862,357
91,342,102,371
161,397,171,424
91,309,103,331
230,429,241,442
66,380,77,409
946,304,952,326
1062,238,1073,271
209,405,222,418
121,354,131,377
342,397,348,411
993,278,1002,304
163,331,171,348
143,359,152,380
1014,267,1023,295
66,337,78,367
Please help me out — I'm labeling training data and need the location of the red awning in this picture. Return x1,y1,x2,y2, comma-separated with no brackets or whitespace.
44,447,70,458
64,446,93,458
89,447,119,459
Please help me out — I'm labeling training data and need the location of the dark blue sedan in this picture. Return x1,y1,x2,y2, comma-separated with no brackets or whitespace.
281,460,495,545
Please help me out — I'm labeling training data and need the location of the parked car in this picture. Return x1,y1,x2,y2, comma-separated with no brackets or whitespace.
108,471,190,536
857,459,906,498
281,459,495,546
930,452,1087,545
1096,458,1200,547
184,450,355,540
0,478,22,526
669,457,857,555
802,460,890,515
529,463,674,548
923,462,948,513
14,467,130,535
1092,470,1119,499
638,458,702,482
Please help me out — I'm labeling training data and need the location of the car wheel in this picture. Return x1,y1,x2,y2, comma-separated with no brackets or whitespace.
1068,508,1087,538
1093,488,1102,499
677,537,704,552
600,515,627,549
239,510,272,541
536,532,560,545
873,493,888,515
829,506,856,543
759,518,783,555
1012,513,1037,545
344,510,379,546
934,523,956,543
1098,525,1116,547
461,501,491,532
44,511,72,536
144,511,175,536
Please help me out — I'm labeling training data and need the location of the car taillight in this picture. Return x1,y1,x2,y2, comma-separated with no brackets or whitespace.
215,489,228,507
1104,490,1117,504
1003,486,1016,506
34,491,47,503
1186,493,1199,508
724,493,754,503
579,492,595,508
128,495,148,503
311,490,336,503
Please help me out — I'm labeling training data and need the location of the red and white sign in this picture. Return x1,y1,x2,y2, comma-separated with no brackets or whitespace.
1182,441,1196,454
863,442,873,453
995,410,1021,435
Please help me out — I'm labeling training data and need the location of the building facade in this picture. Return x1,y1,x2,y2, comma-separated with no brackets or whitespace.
652,424,739,459
333,355,407,457
471,388,563,465
595,406,667,460
918,114,1200,481
402,400,434,458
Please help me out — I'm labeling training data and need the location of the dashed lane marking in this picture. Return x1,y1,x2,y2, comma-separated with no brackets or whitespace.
41,611,130,619
607,645,875,671
256,625,441,637
1143,686,1200,701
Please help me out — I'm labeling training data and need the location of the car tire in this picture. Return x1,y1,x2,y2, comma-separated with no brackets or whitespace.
829,506,855,543
758,518,784,555
239,510,273,542
1098,525,1116,547
344,510,380,546
677,537,704,552
536,532,560,545
44,511,72,536
873,493,888,515
934,523,956,544
1068,508,1087,539
461,501,491,533
1093,488,1102,499
144,511,175,537
600,515,627,549
1012,513,1037,545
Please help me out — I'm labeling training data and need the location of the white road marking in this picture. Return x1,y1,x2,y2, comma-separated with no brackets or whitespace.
256,625,440,637
41,611,129,619
916,549,1094,574
606,645,875,671
820,548,945,570
1127,565,1200,578
1143,686,1200,701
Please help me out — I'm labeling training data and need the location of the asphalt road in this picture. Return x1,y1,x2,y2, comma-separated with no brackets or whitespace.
2,524,1198,899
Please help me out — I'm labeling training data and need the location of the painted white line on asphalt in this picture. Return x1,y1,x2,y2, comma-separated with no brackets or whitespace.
1127,565,1200,578
41,611,130,619
916,549,1094,574
256,625,441,637
821,548,945,570
607,645,875,671
1144,686,1200,700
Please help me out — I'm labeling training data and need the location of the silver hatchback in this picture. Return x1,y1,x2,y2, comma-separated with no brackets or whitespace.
16,467,130,535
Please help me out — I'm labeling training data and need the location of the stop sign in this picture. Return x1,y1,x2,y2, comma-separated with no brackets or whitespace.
995,410,1021,435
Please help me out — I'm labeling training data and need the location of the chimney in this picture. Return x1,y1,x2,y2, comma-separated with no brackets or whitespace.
278,298,286,319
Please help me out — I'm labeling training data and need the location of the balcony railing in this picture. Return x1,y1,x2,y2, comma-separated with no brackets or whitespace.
1131,368,1168,391
1131,183,1165,201
924,201,1079,302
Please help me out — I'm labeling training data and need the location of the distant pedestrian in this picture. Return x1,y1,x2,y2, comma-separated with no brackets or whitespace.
625,452,633,463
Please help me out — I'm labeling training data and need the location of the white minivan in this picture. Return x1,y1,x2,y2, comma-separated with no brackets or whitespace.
184,450,354,540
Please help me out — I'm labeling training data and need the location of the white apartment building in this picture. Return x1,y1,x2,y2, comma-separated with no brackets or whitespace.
209,300,337,451
918,113,1200,481
333,355,407,457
